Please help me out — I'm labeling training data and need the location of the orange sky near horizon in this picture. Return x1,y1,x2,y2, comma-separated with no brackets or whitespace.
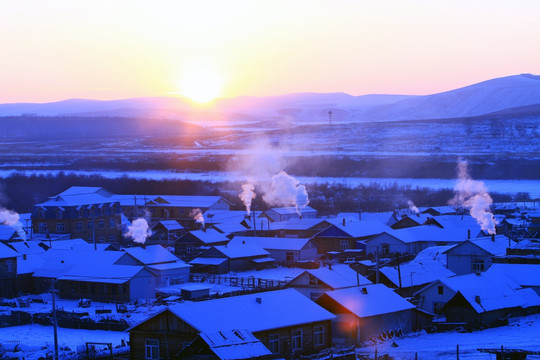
1,0,539,103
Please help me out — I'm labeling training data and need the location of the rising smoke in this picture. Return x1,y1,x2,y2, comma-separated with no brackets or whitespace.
263,171,310,215
0,208,26,241
124,218,151,244
191,208,205,227
407,200,419,215
239,183,256,216
450,159,497,235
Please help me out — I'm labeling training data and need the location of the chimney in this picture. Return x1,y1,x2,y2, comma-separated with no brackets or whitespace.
256,297,262,304
242,240,245,244
342,218,346,226
467,229,471,240
475,295,481,305
361,287,368,294
491,234,495,242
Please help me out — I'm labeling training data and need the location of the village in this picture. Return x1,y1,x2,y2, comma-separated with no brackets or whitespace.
0,185,539,360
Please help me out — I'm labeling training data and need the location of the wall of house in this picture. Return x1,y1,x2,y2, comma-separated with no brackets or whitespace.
154,267,190,286
254,320,332,356
445,242,492,275
129,269,156,300
365,233,409,257
287,273,333,300
415,283,457,315
58,280,130,303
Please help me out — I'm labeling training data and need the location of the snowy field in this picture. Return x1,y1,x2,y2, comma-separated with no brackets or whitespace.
0,169,539,197
359,315,540,360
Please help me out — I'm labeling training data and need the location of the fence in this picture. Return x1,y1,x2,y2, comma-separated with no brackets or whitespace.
190,274,289,289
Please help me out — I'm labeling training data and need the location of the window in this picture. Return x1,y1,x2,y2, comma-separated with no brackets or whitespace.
99,285,106,293
78,209,84,218
38,209,45,218
268,334,280,353
109,218,116,228
381,244,390,256
88,221,94,230
291,329,302,351
313,326,324,346
109,234,116,242
76,222,82,232
308,275,319,286
56,210,63,219
433,302,445,315
98,236,105,243
98,220,104,229
437,286,444,295
38,223,48,232
340,240,349,251
56,223,65,233
310,292,323,301
145,339,159,360
472,258,485,272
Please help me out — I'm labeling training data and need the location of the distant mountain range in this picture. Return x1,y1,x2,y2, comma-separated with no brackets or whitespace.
1,74,540,125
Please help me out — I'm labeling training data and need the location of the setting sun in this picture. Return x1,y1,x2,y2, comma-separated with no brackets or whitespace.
178,65,224,103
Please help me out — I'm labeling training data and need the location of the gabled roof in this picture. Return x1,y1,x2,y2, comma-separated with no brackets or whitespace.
0,225,17,241
412,245,452,266
212,243,270,259
266,206,317,215
59,264,150,284
9,240,47,255
486,263,540,287
38,193,117,207
0,241,20,259
443,235,514,256
122,245,180,265
268,218,331,231
318,284,415,318
58,186,111,197
157,220,184,231
111,194,231,208
337,212,394,223
197,329,272,360
229,236,312,251
147,260,191,271
187,229,230,244
452,285,540,313
320,220,390,238
204,210,252,224
164,289,335,333
43,238,113,251
297,264,372,289
379,261,455,288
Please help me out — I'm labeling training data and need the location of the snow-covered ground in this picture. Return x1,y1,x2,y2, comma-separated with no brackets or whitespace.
359,315,540,360
0,169,538,197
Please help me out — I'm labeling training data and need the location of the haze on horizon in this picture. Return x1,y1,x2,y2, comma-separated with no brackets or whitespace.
1,0,539,103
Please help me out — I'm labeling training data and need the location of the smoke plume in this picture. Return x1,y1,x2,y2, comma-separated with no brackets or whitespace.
191,208,205,227
450,159,498,235
0,208,26,241
124,218,151,244
407,200,419,215
239,183,256,216
262,171,310,215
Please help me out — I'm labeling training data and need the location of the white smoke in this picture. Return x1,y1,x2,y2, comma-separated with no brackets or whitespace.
0,208,26,241
450,159,498,235
124,218,151,244
239,183,256,216
191,208,205,227
407,200,419,215
262,171,310,215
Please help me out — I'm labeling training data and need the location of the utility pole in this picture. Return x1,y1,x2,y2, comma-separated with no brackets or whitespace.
252,210,257,237
92,208,96,251
51,280,59,360
396,253,402,290
375,246,379,284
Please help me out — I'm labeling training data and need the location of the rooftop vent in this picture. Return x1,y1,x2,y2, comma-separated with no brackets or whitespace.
256,297,262,304
361,287,368,294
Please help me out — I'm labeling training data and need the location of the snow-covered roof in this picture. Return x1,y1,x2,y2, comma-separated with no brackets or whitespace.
198,329,272,360
189,257,227,265
0,225,17,240
456,284,540,313
266,206,317,215
57,186,109,197
44,239,111,251
165,289,335,333
380,261,455,288
188,229,230,244
325,219,391,238
8,240,46,255
319,284,415,318
268,218,331,231
299,264,372,289
229,236,312,251
38,192,117,207
111,194,229,208
204,210,251,224
59,264,149,284
412,245,453,266
0,242,20,259
210,222,248,235
337,212,394,223
147,260,191,271
444,235,515,256
213,243,270,259
157,220,184,231
487,263,540,287
122,245,179,265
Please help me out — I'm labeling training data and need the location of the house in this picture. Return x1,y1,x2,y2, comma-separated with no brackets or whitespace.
312,220,390,253
177,329,272,360
374,260,455,297
444,235,516,275
247,218,331,239
486,263,540,295
151,220,184,244
315,284,420,344
528,212,540,234
0,242,20,298
31,186,123,244
175,229,230,259
261,206,317,222
443,282,540,328
287,263,371,300
117,245,190,286
420,206,458,217
414,271,521,316
57,263,157,302
110,194,232,229
228,236,318,263
389,214,431,229
128,289,335,358
189,243,272,274
40,238,116,251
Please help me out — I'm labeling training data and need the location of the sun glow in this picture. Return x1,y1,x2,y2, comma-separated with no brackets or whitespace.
178,65,224,103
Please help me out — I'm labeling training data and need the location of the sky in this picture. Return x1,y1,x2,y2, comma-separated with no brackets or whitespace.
1,0,539,103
